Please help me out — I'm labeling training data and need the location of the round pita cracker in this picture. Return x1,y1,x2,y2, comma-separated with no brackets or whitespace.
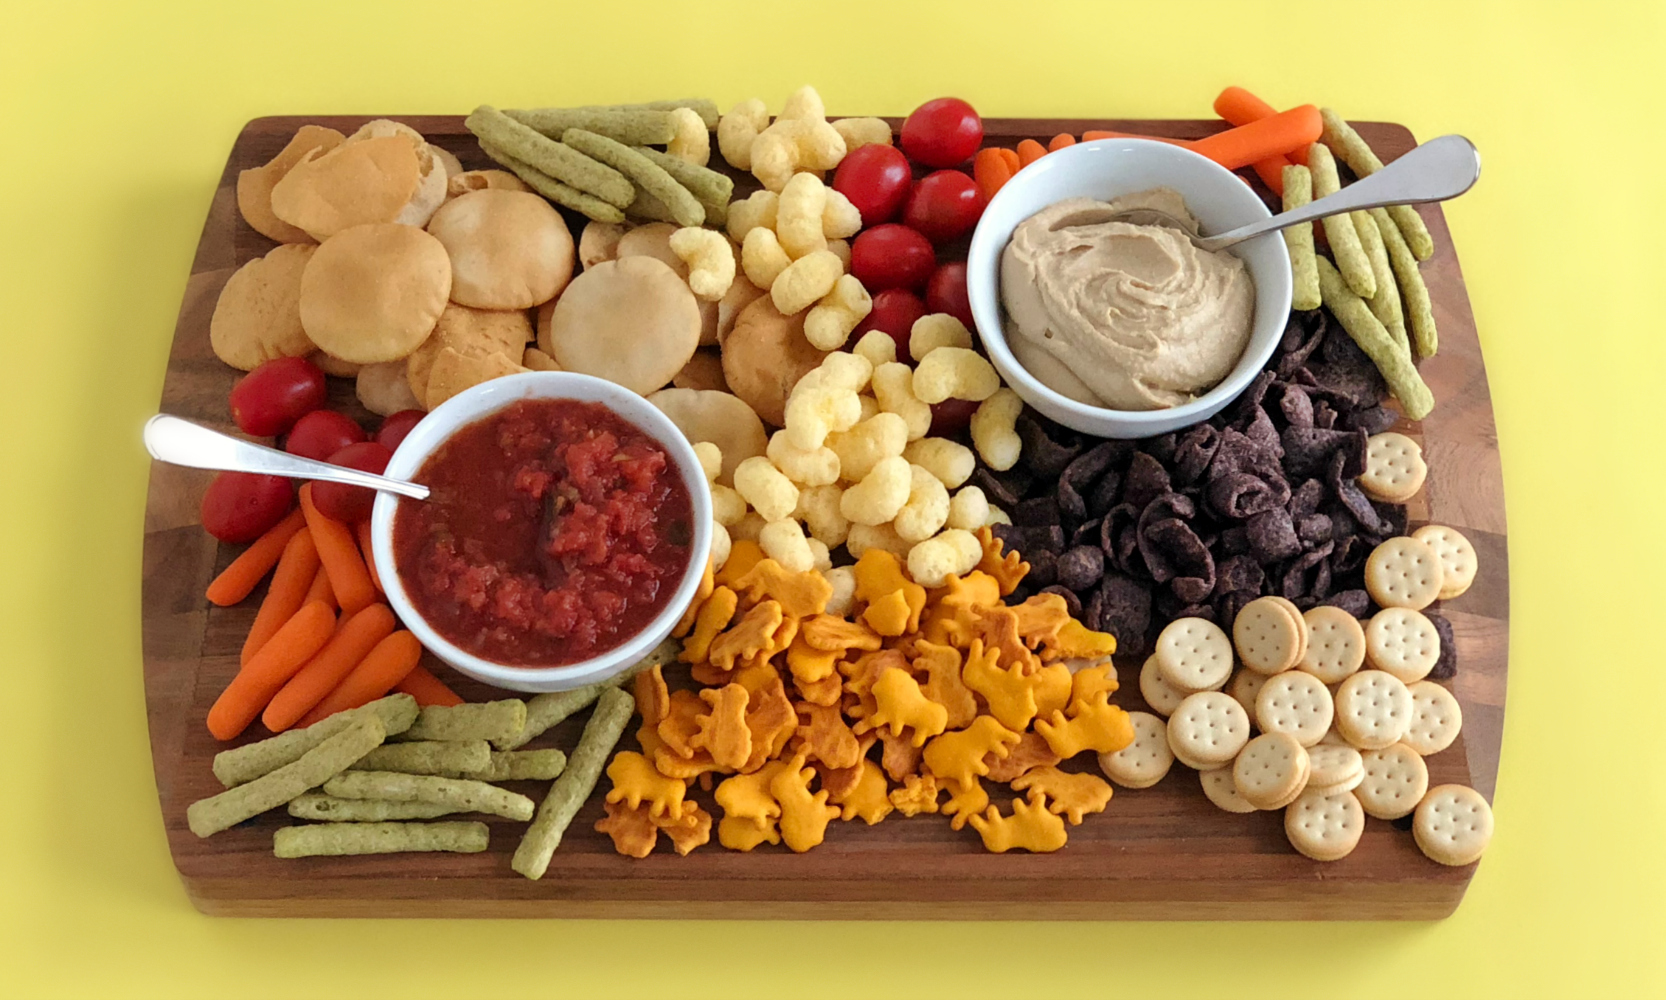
426,190,576,310
720,295,828,426
343,124,447,229
647,388,768,487
672,349,728,392
406,303,533,407
308,351,361,378
580,220,630,269
300,223,451,364
615,221,719,344
209,244,317,371
356,361,423,416
236,125,344,244
447,169,531,198
270,137,422,240
429,144,463,179
425,347,528,409
542,256,700,395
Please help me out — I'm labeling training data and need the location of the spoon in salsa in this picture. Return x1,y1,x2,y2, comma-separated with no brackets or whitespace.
143,414,431,501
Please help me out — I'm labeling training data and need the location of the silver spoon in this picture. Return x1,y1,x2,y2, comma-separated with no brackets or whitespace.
143,413,430,501
1113,134,1481,252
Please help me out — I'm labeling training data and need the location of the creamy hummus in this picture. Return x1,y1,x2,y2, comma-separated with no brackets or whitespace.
1000,188,1255,411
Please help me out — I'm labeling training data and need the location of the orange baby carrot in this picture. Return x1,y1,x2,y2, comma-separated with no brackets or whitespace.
240,528,319,666
1081,129,1191,147
261,603,397,732
206,509,306,607
296,630,424,727
1047,133,1076,152
1211,86,1294,196
973,147,1020,202
1189,105,1321,171
299,483,375,616
1015,139,1048,167
303,564,336,610
395,664,465,708
354,519,384,595
208,600,337,740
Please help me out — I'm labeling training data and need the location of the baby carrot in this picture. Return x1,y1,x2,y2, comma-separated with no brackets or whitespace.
1081,130,1190,147
296,631,424,727
354,519,384,595
299,484,375,616
1047,133,1076,152
973,147,1020,202
206,509,306,607
262,603,397,732
1189,105,1322,171
395,664,466,708
240,528,319,666
1015,139,1048,167
1211,86,1294,196
303,564,336,610
208,600,337,740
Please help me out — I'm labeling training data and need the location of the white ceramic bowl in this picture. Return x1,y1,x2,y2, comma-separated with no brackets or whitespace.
966,139,1294,438
371,371,712,693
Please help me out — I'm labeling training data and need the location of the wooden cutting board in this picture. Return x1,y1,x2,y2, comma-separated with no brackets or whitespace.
143,116,1507,919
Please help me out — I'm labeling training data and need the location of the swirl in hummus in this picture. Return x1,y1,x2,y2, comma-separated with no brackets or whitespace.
1000,188,1254,411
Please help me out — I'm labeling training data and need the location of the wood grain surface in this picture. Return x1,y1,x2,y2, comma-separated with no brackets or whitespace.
143,116,1506,920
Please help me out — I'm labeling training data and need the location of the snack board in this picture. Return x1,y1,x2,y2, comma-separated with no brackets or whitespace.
143,115,1506,919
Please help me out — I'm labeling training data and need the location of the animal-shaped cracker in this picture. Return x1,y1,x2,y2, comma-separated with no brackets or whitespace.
878,728,925,780
672,555,717,637
741,677,796,772
634,663,670,727
803,613,884,652
596,799,659,857
787,633,839,684
842,648,909,701
1046,619,1118,661
852,549,928,636
1010,765,1114,825
1033,663,1072,719
794,701,862,769
834,758,893,824
968,790,1069,853
657,689,707,759
694,683,753,770
718,814,781,851
813,757,864,800
681,585,738,664
637,721,667,759
652,800,713,855
729,657,782,696
1070,665,1118,704
733,557,832,619
715,759,787,827
940,777,990,831
1034,691,1136,758
708,600,786,672
857,667,948,746
862,590,914,637
1009,593,1070,650
982,731,1060,783
921,570,1003,646
975,526,1030,596
888,772,942,816
770,753,840,852
962,638,1039,732
605,750,689,820
652,742,723,780
915,640,978,729
923,715,1023,791
795,669,843,706
975,606,1039,674
715,539,766,590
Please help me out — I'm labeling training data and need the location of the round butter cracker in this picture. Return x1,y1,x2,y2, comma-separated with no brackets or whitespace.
1255,670,1334,748
1355,743,1428,820
1284,790,1365,862
1359,432,1427,503
1166,691,1251,769
1156,617,1235,694
1365,536,1444,611
1364,606,1441,684
1233,597,1305,675
1299,605,1367,684
1412,524,1478,600
1413,784,1493,866
1098,711,1173,790
1404,681,1463,757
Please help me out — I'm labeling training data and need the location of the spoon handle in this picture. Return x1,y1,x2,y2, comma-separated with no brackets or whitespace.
1198,134,1481,252
143,414,431,501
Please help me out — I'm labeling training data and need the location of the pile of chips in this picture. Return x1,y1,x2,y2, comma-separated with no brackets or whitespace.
593,529,1136,856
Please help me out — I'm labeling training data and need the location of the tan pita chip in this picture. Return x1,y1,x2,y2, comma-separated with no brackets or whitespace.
522,346,562,372
447,169,531,198
672,349,728,391
270,137,422,240
299,223,451,364
356,361,424,416
209,244,317,371
407,303,534,405
309,350,361,378
425,347,527,408
237,125,345,243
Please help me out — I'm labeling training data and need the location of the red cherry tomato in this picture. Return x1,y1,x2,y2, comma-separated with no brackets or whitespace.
926,262,974,329
284,409,366,462
851,224,936,293
201,472,295,543
228,356,326,437
902,170,985,245
929,398,981,437
376,410,426,452
900,98,983,168
310,441,393,524
853,288,929,358
831,143,913,225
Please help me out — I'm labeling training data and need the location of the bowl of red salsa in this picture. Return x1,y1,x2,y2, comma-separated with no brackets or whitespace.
371,371,711,692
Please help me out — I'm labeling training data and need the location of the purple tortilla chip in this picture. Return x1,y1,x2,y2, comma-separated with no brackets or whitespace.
1057,545,1105,592
1215,554,1265,595
1059,442,1120,520
1141,432,1179,466
1320,589,1371,618
1280,541,1335,601
1215,589,1259,629
1219,525,1250,556
1017,413,1081,476
1097,572,1153,656
1071,518,1103,549
1083,588,1105,633
1098,503,1142,575
1087,469,1123,518
1313,401,1339,429
1141,516,1214,596
1281,426,1366,480
1426,611,1458,680
1228,369,1278,425
1173,424,1221,486
1208,471,1289,520
970,466,1027,509
1025,548,1058,589
1348,405,1398,436
1013,496,1061,527
1296,513,1334,547
1327,449,1387,535
1246,508,1303,563
1172,576,1214,605
1122,451,1173,510
1243,407,1283,459
1289,478,1327,519
1279,383,1315,428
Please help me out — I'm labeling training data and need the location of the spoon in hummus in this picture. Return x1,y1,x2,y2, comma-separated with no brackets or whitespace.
1114,134,1481,251
143,414,431,501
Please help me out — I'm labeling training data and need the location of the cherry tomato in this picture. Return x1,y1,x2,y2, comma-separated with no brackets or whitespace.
929,398,981,437
925,262,974,329
851,224,936,293
902,170,985,245
853,288,929,358
228,356,326,437
376,410,425,452
201,472,294,543
832,143,913,225
900,97,983,168
284,409,366,462
310,441,393,524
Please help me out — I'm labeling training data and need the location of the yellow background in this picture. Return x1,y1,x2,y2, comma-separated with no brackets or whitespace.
2,1,1659,996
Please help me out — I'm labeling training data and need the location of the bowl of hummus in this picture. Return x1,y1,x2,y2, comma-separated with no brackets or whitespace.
967,139,1293,438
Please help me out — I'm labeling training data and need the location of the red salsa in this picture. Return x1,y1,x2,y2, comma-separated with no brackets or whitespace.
394,398,694,666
